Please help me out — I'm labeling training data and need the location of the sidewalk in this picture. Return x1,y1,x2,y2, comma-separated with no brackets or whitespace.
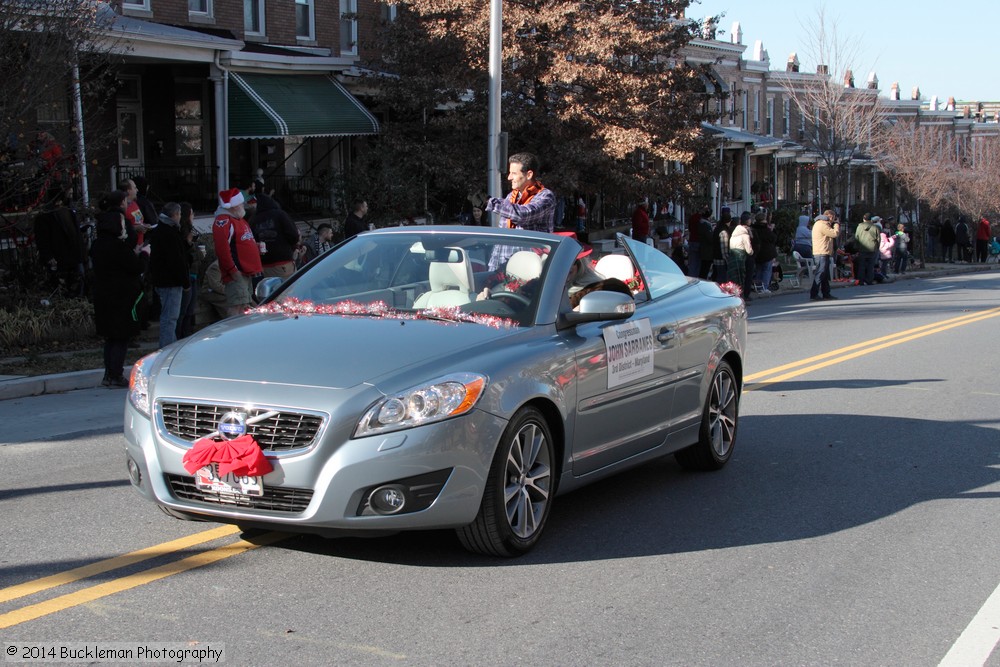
0,324,161,401
0,261,994,402
758,259,994,300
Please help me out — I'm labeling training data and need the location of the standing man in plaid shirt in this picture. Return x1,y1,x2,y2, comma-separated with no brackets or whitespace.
485,152,556,269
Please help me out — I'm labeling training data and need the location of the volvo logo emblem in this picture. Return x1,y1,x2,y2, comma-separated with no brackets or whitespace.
217,411,248,440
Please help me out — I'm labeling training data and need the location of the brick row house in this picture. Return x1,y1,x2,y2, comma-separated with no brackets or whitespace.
687,17,1000,224
13,4,999,224
86,0,383,213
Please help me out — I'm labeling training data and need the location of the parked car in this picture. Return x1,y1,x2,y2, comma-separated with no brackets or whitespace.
124,226,747,556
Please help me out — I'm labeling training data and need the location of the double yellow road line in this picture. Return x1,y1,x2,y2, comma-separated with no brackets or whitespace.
0,526,286,629
744,305,1000,391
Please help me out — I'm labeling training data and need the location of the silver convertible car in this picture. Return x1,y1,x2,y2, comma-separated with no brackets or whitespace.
124,226,746,556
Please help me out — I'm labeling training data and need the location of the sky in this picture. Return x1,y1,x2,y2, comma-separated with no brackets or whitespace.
693,0,998,103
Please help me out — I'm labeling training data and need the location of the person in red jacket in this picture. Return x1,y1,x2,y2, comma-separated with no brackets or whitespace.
631,198,650,243
212,187,262,316
976,217,992,263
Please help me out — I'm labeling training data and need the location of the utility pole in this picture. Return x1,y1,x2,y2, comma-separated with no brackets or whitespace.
487,0,502,226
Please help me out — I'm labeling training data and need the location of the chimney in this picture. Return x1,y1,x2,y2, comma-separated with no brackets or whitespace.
867,71,878,89
963,105,971,119
946,96,956,111
787,53,799,72
844,69,855,88
817,64,829,76
702,17,716,40
911,86,921,101
929,95,938,111
890,82,900,100
753,40,768,62
731,21,742,45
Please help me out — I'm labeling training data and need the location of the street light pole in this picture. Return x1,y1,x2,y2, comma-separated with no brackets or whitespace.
487,0,502,226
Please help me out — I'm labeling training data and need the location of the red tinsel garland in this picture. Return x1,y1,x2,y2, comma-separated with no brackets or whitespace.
249,297,518,329
719,281,743,297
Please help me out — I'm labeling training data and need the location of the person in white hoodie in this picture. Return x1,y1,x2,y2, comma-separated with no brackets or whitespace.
727,211,754,300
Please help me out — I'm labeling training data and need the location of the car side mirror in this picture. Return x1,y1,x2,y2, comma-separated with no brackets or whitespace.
560,291,635,327
254,277,284,303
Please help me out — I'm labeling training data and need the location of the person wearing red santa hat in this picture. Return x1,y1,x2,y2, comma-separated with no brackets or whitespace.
212,187,262,316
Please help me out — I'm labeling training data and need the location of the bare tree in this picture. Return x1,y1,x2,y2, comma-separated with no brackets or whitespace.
874,120,1000,213
872,120,954,209
871,119,959,258
960,134,1000,221
779,7,884,220
0,0,120,212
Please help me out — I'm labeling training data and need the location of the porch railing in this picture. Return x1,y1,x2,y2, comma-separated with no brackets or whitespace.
260,175,333,216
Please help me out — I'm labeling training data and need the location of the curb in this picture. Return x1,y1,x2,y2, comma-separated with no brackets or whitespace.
0,366,135,401
753,262,994,299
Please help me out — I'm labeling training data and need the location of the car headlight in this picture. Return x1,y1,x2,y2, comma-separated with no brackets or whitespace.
355,373,487,438
128,351,161,417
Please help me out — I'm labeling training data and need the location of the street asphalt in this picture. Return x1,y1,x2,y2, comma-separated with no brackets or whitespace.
0,260,994,402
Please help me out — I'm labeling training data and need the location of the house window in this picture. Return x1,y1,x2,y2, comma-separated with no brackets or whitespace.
741,90,748,130
244,0,264,34
118,105,142,165
380,2,397,22
188,0,211,16
340,0,357,56
37,83,69,124
174,82,206,158
296,0,314,40
783,99,790,136
766,98,774,136
116,76,142,166
122,0,150,10
753,91,760,132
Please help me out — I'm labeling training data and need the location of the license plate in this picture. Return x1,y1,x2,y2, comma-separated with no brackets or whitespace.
194,464,264,497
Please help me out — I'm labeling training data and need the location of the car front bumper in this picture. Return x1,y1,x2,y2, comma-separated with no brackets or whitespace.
123,394,508,533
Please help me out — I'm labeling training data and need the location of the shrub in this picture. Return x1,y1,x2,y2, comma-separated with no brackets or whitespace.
0,295,95,354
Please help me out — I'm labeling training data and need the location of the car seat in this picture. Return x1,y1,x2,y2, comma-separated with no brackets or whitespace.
412,247,476,308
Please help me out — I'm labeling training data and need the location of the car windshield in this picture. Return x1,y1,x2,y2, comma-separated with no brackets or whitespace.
274,230,559,327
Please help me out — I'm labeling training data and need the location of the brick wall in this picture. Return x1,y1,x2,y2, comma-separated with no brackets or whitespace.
114,0,337,49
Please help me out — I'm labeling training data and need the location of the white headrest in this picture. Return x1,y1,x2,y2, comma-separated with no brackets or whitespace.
506,251,543,282
428,247,473,293
594,254,635,282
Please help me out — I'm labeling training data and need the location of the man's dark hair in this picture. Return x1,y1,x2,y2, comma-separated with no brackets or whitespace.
352,199,366,212
317,222,333,232
508,152,540,175
100,190,127,212
133,175,149,195
117,178,134,192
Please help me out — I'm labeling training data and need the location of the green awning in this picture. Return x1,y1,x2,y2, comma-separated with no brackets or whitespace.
228,72,379,139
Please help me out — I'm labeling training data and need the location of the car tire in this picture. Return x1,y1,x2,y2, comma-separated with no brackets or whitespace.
457,406,554,557
675,360,739,471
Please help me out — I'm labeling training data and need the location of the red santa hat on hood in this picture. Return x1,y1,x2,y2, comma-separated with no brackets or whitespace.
219,188,245,209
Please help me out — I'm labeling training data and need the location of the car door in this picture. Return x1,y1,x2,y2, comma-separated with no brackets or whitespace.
568,250,682,476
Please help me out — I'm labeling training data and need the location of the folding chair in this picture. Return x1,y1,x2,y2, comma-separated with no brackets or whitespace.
792,250,816,285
